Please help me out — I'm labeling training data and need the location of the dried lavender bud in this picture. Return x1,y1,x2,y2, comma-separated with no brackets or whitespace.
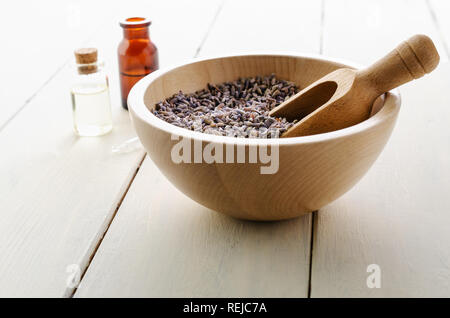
151,74,300,138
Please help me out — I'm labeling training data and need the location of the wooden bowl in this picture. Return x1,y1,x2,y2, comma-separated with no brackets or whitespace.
128,53,400,221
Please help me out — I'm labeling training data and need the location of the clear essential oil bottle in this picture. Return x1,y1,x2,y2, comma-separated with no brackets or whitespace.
71,48,113,136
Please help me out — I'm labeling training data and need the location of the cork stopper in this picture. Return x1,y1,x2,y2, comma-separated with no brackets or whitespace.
74,48,98,74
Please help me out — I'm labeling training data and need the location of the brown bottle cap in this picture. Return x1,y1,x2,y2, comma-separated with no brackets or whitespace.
74,48,98,64
74,48,98,74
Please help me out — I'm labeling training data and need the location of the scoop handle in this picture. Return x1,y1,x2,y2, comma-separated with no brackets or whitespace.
357,34,440,95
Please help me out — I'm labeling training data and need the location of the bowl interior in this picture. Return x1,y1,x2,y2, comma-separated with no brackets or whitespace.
142,54,354,114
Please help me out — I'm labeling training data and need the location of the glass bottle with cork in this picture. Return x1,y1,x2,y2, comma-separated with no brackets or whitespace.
118,17,159,109
71,48,113,136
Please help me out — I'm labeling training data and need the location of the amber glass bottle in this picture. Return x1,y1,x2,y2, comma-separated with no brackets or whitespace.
118,17,159,109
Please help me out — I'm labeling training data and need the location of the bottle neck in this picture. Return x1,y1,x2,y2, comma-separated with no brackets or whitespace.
123,27,150,40
76,63,99,75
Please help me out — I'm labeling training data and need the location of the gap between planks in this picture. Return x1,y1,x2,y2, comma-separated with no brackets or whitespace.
0,62,67,133
319,0,325,56
426,0,450,59
66,153,147,298
307,211,317,298
194,0,226,58
307,0,325,298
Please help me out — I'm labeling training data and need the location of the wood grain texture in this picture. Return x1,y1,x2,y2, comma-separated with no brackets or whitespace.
75,159,313,297
311,0,450,297
75,0,324,297
0,0,222,297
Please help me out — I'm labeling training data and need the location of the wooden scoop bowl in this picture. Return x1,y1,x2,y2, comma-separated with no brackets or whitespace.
270,34,440,137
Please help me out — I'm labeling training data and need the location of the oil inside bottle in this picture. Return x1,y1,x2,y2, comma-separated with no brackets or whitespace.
71,82,113,136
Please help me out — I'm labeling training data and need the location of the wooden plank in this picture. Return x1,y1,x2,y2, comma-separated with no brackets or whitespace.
75,0,322,297
0,0,222,297
311,0,450,297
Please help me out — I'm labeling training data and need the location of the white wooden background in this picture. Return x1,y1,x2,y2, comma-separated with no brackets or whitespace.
1,0,450,297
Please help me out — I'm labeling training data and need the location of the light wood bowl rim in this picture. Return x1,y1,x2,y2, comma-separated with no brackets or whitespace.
128,52,401,145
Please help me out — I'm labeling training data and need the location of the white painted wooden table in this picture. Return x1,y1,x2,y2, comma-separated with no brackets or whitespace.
1,0,450,297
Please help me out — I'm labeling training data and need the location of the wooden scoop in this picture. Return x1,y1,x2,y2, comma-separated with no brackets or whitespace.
270,34,440,137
